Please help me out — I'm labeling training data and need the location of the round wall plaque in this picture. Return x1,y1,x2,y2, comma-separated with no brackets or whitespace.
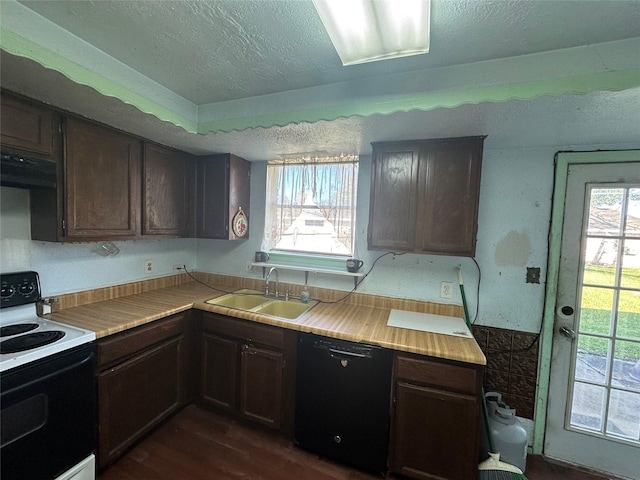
232,207,248,237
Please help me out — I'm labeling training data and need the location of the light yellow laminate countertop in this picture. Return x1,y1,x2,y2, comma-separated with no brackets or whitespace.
45,281,486,366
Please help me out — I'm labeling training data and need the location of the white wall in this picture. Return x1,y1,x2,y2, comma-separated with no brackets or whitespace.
0,148,562,333
196,148,553,334
0,186,196,295
0,142,631,335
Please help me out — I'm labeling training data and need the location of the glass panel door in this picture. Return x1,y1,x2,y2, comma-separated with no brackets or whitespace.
545,161,640,479
570,186,640,444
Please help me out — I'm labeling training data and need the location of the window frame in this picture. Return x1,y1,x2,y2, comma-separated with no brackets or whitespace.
262,156,359,260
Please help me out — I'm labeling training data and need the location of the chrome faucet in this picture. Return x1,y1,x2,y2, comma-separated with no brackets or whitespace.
265,267,279,298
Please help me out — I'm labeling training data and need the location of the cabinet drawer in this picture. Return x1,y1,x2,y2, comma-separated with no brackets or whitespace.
395,354,478,396
98,312,188,368
201,313,283,348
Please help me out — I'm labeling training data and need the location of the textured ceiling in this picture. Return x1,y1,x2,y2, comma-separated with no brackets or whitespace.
16,0,640,104
2,0,640,160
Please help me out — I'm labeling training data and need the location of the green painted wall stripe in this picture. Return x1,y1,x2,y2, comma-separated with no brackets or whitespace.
533,150,640,454
2,28,639,135
198,69,640,134
0,29,198,133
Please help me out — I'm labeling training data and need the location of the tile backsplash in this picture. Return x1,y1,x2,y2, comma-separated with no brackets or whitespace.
472,325,540,419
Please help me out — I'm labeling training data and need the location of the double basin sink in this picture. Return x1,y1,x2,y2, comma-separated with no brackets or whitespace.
205,289,317,321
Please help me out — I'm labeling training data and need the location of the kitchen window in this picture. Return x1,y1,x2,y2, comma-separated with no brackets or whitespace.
262,156,358,257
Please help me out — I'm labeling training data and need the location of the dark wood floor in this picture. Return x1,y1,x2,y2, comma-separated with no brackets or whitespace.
98,405,612,480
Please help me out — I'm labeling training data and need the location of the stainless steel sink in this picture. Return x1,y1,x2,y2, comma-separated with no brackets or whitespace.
205,289,317,320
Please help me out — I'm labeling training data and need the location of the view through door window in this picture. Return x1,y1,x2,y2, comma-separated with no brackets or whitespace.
570,186,640,445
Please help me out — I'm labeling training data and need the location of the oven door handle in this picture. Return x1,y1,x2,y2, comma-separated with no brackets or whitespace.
1,348,94,395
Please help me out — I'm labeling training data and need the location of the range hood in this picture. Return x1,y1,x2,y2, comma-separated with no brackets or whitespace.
1,153,56,189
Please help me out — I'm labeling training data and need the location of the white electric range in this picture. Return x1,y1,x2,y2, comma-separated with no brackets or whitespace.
0,271,97,480
0,272,95,373
0,305,96,373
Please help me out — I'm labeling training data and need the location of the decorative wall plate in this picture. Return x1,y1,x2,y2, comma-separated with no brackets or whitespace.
232,207,248,237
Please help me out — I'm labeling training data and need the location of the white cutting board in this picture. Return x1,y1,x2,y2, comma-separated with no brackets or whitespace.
386,309,472,338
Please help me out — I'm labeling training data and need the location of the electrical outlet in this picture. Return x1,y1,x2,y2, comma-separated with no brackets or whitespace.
144,259,153,274
526,267,541,284
246,261,253,272
172,264,183,273
440,281,453,299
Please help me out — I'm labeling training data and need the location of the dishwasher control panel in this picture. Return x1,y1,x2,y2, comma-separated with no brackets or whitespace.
310,337,376,358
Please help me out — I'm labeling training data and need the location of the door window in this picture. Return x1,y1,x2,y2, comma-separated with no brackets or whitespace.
569,186,640,444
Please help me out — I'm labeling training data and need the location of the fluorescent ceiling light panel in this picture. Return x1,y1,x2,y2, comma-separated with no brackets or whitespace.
313,0,431,66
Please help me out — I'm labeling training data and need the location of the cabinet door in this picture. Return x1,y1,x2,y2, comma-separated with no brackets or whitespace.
240,344,283,428
143,142,194,236
65,117,141,239
417,137,483,256
201,333,239,410
390,382,478,480
368,142,421,251
196,154,250,239
369,137,483,256
0,94,54,155
196,155,229,238
98,337,183,468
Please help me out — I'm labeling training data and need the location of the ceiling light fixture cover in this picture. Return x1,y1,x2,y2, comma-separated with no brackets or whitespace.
313,0,431,66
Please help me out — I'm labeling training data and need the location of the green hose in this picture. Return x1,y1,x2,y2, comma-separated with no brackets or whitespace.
457,266,495,454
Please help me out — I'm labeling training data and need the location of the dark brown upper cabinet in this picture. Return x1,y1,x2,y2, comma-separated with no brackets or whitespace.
3,91,251,242
196,153,250,239
368,136,484,257
143,142,195,237
1,92,55,156
63,117,142,240
31,116,142,242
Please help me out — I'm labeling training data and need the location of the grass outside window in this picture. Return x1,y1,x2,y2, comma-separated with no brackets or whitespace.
580,265,640,359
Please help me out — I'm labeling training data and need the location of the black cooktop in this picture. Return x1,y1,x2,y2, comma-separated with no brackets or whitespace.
0,331,66,354
0,323,39,337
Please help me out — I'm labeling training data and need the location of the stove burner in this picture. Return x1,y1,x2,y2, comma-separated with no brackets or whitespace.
0,331,66,354
0,323,39,337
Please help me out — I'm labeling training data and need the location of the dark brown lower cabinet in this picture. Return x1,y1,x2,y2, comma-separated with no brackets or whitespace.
201,333,238,410
240,344,284,427
390,353,483,480
97,312,193,468
199,313,294,433
95,308,483,478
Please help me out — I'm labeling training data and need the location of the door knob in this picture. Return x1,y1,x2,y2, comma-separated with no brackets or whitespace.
559,326,576,339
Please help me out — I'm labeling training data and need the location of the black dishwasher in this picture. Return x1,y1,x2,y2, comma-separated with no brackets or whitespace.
294,333,393,474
